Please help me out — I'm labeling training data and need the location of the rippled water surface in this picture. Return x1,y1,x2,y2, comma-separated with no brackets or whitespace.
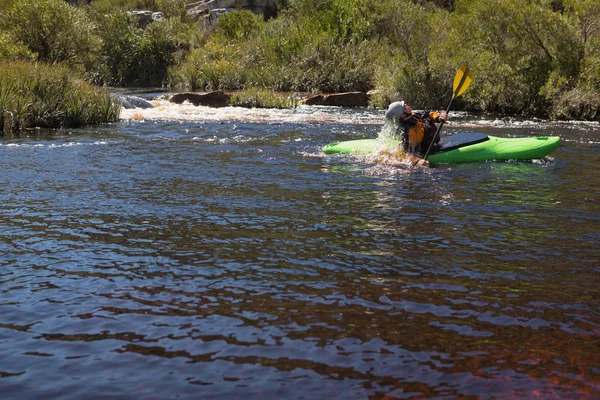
1,102,599,399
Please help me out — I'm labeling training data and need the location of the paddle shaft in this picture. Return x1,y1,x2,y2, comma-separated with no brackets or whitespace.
423,65,471,160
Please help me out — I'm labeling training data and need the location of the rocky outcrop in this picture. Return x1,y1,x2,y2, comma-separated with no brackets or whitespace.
187,0,278,30
170,91,231,107
300,92,369,107
67,0,277,30
187,0,277,17
128,11,165,28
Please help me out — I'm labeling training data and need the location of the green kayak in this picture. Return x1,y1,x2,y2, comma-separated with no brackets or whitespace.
322,133,560,164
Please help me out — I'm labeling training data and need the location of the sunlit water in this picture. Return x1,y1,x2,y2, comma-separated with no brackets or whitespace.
1,99,599,399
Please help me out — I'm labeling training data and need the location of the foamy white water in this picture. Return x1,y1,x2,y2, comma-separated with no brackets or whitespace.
120,99,600,133
120,99,384,125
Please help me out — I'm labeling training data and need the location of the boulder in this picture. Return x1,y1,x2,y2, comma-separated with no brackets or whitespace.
170,91,231,107
299,92,369,107
186,0,277,21
299,95,324,106
128,11,164,28
322,92,369,107
112,94,154,109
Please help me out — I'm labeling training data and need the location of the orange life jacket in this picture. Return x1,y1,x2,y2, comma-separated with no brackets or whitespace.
401,111,442,154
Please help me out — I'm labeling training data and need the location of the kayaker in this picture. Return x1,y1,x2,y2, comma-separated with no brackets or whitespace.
385,101,447,159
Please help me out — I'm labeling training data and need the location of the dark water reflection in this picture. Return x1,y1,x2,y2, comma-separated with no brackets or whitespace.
0,110,598,399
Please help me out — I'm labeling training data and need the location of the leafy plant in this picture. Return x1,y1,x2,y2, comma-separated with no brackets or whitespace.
2,0,103,75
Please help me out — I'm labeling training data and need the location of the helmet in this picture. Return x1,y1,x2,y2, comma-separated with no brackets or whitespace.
385,101,406,124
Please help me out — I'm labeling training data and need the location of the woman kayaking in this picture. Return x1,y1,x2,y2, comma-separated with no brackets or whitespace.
385,101,447,166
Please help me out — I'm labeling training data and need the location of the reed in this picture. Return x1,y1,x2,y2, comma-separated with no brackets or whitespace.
0,61,120,135
230,88,295,109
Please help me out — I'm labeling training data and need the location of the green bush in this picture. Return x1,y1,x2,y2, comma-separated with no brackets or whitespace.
91,10,190,86
135,17,190,86
369,0,450,108
286,0,374,43
91,10,141,86
2,0,103,76
431,0,584,115
171,41,247,90
0,61,120,135
550,86,600,120
215,10,265,41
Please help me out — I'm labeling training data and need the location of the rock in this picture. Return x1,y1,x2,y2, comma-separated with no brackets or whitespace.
170,91,231,107
197,8,232,30
299,92,369,107
187,0,277,21
321,92,369,107
299,95,324,106
112,95,154,109
128,11,164,28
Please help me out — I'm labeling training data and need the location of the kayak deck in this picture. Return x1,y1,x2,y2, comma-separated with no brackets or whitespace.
427,134,560,163
323,133,560,163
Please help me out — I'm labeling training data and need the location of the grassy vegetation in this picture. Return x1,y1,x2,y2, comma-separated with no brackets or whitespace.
0,0,599,125
0,61,120,135
229,88,296,109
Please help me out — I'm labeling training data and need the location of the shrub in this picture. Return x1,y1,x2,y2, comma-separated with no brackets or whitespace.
91,10,141,86
432,0,584,116
2,0,103,76
91,10,190,86
0,31,35,61
550,86,600,120
215,10,265,41
135,17,191,86
370,0,450,108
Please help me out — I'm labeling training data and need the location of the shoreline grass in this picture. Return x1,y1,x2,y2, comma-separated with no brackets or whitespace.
229,88,297,109
0,61,121,135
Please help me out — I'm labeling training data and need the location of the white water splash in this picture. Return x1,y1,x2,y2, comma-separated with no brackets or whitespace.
1,141,109,148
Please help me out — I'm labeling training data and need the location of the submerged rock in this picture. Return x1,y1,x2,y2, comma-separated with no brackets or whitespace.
113,95,154,110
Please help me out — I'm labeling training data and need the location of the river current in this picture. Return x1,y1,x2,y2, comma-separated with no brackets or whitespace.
0,98,598,399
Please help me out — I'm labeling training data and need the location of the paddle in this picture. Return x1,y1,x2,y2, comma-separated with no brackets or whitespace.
423,64,473,160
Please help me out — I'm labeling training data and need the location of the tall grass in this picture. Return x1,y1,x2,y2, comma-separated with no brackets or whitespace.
230,88,295,109
0,61,120,135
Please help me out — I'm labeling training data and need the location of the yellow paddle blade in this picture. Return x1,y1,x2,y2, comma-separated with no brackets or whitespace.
452,64,472,98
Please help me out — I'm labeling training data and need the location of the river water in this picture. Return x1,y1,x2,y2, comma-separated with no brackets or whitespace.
0,99,598,399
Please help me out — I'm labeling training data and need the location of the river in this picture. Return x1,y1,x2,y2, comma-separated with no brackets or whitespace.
1,99,598,399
